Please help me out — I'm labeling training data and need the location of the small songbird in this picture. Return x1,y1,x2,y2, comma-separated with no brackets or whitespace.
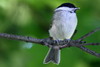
44,3,79,64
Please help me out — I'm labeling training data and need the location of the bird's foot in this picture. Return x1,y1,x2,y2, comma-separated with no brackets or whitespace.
63,39,71,44
53,40,61,45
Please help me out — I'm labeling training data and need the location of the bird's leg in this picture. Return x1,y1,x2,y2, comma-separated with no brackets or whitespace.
71,30,77,39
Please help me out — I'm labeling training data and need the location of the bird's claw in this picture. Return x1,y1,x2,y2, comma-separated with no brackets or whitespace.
53,40,61,45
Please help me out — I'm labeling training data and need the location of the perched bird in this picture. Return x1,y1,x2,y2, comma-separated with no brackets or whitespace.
44,3,79,64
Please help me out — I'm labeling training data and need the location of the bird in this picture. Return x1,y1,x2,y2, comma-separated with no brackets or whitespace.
43,3,79,64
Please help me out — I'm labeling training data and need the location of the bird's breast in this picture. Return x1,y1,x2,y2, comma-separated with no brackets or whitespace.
49,11,78,40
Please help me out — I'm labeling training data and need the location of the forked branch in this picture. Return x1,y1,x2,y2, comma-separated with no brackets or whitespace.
0,28,100,57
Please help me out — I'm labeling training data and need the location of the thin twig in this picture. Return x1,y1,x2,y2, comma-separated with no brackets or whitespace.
69,43,100,46
77,46,100,57
81,43,100,46
78,27,100,41
76,28,100,57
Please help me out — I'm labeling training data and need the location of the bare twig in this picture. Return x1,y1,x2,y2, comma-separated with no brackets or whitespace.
78,27,100,41
77,46,100,57
0,33,44,44
75,27,100,57
0,28,100,58
81,43,100,46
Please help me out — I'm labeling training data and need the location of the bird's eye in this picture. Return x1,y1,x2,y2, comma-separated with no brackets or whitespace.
69,11,73,13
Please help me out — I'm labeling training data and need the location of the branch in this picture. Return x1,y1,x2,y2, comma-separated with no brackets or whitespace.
77,46,100,57
78,27,100,41
0,27,100,58
59,41,100,57
81,43,100,46
76,27,100,57
0,33,44,44
0,33,76,47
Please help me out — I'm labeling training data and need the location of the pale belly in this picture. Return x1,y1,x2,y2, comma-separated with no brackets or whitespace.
49,12,77,40
49,22,77,40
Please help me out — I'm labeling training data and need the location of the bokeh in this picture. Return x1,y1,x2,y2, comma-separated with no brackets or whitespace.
0,0,100,67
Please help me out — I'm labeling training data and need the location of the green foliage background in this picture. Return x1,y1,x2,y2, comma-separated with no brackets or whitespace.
0,0,100,67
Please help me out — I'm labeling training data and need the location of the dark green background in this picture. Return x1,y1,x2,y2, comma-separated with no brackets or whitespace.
0,0,100,67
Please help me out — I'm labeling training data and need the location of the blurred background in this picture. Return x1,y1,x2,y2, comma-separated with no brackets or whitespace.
0,0,100,67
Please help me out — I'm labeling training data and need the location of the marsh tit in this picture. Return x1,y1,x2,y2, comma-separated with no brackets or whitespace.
44,3,79,64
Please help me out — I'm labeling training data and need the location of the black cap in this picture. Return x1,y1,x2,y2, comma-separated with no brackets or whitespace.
57,3,76,8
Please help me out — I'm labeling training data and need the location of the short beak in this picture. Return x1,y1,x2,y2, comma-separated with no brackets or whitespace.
75,7,80,10
74,7,80,12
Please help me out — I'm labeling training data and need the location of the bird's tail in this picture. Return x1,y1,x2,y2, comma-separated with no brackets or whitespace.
43,47,60,64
